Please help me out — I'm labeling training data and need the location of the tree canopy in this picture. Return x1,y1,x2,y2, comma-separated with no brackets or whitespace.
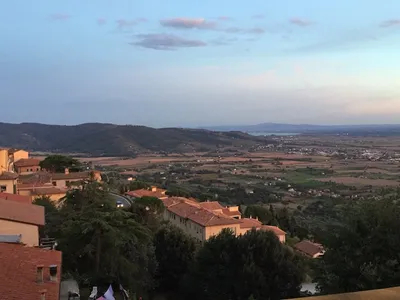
53,181,157,292
183,229,304,300
39,155,82,173
154,225,198,293
315,199,400,294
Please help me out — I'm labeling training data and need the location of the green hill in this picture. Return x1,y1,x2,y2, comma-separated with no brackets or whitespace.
0,122,269,156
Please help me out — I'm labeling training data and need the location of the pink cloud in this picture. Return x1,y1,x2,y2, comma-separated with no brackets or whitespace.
116,19,137,28
218,16,232,21
380,19,400,27
160,18,217,30
50,13,70,21
289,18,313,27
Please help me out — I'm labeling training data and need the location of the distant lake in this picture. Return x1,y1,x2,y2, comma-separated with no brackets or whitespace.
248,132,301,136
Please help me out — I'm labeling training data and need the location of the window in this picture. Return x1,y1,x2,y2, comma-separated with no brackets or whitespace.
52,181,56,186
36,266,44,283
49,265,58,282
0,185,6,192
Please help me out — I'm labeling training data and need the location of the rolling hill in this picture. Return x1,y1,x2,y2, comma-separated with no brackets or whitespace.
0,123,268,156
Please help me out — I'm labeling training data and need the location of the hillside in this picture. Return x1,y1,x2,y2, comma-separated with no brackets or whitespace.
0,123,268,156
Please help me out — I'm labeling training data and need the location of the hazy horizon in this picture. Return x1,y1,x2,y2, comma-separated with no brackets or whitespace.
1,0,400,127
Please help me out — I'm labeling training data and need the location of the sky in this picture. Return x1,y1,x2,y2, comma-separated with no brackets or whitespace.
1,0,400,127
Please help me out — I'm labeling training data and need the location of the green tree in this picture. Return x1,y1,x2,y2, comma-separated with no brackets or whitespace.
130,196,165,232
315,199,400,294
56,181,156,293
185,229,304,300
40,155,82,173
33,195,59,238
154,225,197,293
128,181,150,191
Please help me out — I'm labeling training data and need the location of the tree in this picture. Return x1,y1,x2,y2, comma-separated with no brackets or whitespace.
55,181,157,293
154,225,197,293
40,155,82,173
184,229,304,300
33,195,59,238
315,199,400,294
130,196,165,232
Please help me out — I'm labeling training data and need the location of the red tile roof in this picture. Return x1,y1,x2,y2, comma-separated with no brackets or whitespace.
199,201,225,211
0,198,45,226
222,208,242,217
51,171,95,180
18,172,52,185
0,242,62,300
31,187,66,195
0,172,18,180
14,158,41,168
168,201,242,227
0,192,31,204
262,225,286,236
161,197,194,208
295,240,325,257
126,188,167,199
239,218,263,229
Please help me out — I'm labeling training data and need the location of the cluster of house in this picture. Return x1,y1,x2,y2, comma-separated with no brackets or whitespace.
126,187,325,257
0,192,62,300
0,148,101,202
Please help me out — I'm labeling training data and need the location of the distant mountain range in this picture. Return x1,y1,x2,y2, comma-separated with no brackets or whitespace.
0,122,268,156
202,123,400,135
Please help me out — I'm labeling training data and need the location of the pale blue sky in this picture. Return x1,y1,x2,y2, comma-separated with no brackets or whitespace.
1,0,399,127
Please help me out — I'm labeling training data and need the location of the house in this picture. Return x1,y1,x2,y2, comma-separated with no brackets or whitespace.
199,201,242,219
0,149,9,172
126,186,168,199
161,197,286,242
0,171,18,193
51,169,101,188
0,241,62,300
163,198,242,241
14,158,41,174
8,148,29,162
295,240,325,258
0,198,45,246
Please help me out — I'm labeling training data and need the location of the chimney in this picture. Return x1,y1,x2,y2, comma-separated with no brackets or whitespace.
64,168,69,175
49,265,58,282
151,186,157,192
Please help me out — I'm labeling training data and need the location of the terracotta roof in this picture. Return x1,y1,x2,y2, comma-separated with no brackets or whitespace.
18,172,52,185
222,208,242,217
0,242,62,300
162,197,195,208
239,218,263,229
31,187,67,195
295,240,325,257
51,171,94,180
0,198,45,226
168,202,242,227
0,192,31,204
0,172,18,180
262,225,286,236
126,188,167,199
199,201,225,211
14,158,41,168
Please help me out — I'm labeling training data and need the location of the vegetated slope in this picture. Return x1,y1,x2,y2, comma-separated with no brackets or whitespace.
0,122,268,155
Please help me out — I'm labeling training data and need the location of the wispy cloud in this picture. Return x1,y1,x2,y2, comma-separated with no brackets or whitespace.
380,19,400,28
225,27,265,34
131,33,207,50
210,37,238,46
252,14,264,19
136,17,148,23
116,19,137,28
218,16,232,21
289,18,313,27
160,18,217,30
97,18,107,25
50,13,70,21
